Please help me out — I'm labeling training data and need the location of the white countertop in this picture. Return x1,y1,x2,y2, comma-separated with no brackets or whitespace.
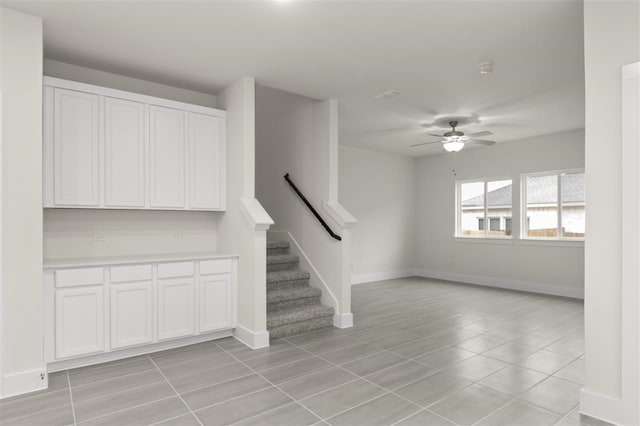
44,252,238,269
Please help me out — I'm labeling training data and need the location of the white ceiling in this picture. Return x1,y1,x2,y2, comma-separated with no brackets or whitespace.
1,0,585,157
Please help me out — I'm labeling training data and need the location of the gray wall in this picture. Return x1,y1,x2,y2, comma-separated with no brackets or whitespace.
339,146,416,282
339,129,585,297
415,129,585,297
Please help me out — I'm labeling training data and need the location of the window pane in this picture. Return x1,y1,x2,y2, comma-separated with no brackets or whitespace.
487,180,512,237
526,175,558,237
561,172,585,238
460,182,485,236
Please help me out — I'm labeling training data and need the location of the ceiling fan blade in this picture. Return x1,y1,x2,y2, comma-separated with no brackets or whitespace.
427,133,443,137
410,141,442,147
467,130,493,137
467,139,496,146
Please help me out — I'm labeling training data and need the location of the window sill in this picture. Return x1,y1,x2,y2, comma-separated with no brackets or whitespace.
518,238,585,248
453,236,514,245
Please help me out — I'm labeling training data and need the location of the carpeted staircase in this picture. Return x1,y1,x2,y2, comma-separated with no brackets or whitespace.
267,240,334,339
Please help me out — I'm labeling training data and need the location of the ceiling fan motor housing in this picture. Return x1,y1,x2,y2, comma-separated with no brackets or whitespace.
445,120,464,137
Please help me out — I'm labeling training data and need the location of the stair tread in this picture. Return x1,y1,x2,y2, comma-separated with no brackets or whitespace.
267,304,334,327
267,240,290,250
267,269,310,283
269,317,334,339
267,286,321,303
266,254,299,264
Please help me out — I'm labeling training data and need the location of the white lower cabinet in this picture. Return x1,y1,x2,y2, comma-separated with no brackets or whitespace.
157,277,195,341
199,274,233,333
45,256,237,368
55,286,104,359
110,281,153,349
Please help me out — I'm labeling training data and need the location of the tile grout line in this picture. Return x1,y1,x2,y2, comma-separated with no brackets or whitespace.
466,375,578,425
147,355,204,426
67,370,78,426
73,395,178,425
287,334,571,425
285,338,443,424
390,407,463,426
0,387,75,424
211,342,327,425
552,402,580,426
165,371,257,397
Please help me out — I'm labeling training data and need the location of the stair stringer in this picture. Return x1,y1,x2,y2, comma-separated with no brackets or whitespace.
268,230,341,325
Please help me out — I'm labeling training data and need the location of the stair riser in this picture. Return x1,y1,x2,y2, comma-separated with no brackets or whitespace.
269,316,334,339
267,279,310,292
267,262,299,272
267,296,321,313
267,248,290,256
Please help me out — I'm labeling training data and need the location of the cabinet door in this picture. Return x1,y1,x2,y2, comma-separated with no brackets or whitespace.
199,274,233,333
53,88,100,206
149,105,185,208
157,278,194,340
110,282,153,349
105,97,145,207
55,287,104,359
188,113,224,209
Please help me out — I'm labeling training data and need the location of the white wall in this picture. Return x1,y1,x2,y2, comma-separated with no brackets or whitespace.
415,129,585,298
44,210,217,260
217,77,272,349
255,85,315,227
0,7,45,396
339,146,416,283
41,61,220,261
255,85,354,321
582,0,640,422
44,60,216,108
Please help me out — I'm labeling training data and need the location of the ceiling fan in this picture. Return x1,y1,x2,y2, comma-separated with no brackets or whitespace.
411,120,496,152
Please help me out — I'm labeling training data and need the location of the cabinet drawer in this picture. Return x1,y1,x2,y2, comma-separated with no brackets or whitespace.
200,259,232,275
158,261,194,278
110,264,152,283
55,267,104,288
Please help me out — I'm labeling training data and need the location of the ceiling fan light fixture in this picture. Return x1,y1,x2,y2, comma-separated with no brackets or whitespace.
443,139,465,152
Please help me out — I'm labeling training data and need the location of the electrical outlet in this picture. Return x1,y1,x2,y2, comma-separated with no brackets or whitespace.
92,232,105,242
171,232,183,240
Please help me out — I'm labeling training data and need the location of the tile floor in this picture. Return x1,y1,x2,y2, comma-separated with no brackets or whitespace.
0,278,610,426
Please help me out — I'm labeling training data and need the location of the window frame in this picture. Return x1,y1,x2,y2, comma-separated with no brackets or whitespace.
520,169,585,241
455,176,513,240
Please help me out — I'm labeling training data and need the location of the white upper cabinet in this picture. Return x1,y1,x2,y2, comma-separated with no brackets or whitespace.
105,97,145,207
149,106,186,208
43,77,226,211
189,112,225,210
53,88,100,206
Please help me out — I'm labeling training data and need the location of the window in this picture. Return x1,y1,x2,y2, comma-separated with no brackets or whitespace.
457,178,512,238
522,170,585,239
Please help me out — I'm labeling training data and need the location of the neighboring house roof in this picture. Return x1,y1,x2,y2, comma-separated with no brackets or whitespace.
462,174,584,207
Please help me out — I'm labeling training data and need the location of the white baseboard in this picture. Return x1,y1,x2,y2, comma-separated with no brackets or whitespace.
2,368,47,399
47,330,233,373
414,268,584,299
234,324,269,349
580,389,623,425
334,313,353,328
351,270,414,285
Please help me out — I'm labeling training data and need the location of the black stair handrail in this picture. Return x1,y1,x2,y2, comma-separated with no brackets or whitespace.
284,173,342,241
